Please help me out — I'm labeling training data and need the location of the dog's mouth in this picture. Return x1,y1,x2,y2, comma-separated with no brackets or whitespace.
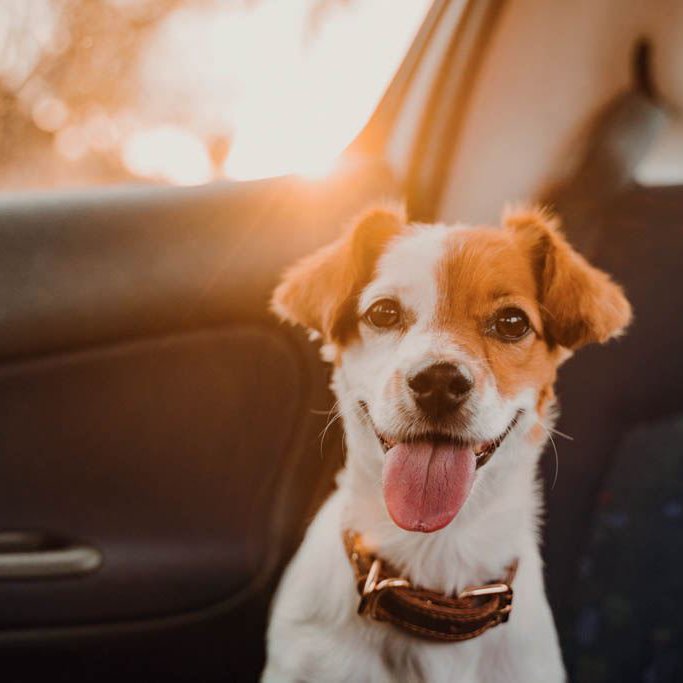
357,402,523,534
358,401,522,470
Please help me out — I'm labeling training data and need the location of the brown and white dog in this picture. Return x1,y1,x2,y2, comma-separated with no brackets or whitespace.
262,204,631,683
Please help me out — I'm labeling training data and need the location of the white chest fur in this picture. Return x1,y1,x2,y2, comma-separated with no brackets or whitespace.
263,405,566,683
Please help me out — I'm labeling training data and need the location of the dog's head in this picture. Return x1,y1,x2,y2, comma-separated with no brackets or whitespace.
273,204,631,533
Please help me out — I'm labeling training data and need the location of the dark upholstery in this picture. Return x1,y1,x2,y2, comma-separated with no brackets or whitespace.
0,326,304,627
571,413,683,682
543,184,683,680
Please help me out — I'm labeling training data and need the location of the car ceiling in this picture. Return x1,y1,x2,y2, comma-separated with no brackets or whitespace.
437,0,683,225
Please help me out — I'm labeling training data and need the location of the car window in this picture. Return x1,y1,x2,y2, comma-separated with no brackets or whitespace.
0,0,431,193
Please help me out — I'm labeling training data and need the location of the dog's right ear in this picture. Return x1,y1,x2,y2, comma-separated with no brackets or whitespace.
271,204,406,343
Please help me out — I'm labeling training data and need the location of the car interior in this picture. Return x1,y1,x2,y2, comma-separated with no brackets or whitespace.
1,0,681,681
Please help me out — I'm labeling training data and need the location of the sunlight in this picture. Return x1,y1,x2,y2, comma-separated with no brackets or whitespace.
122,125,212,186
223,0,431,181
127,0,432,184
0,0,431,190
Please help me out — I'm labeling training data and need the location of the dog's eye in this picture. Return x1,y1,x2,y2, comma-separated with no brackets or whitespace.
492,307,530,341
364,298,402,329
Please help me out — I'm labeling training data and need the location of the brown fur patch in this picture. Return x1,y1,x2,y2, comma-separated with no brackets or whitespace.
536,383,555,417
433,206,631,400
271,203,406,343
434,226,560,398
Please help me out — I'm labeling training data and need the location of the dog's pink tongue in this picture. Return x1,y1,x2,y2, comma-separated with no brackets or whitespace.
382,442,475,533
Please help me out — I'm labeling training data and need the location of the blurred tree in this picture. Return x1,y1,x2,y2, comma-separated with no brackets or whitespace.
0,0,362,190
0,0,189,188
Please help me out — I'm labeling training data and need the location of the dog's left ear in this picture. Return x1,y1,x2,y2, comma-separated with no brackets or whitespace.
272,204,406,343
505,205,632,349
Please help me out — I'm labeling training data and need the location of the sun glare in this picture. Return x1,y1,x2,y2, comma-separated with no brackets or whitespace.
122,125,212,186
0,0,431,190
126,0,431,183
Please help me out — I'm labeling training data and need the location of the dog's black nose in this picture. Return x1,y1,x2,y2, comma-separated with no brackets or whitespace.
408,363,473,418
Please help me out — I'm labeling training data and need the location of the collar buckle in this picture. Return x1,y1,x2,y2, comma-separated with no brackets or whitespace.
460,581,514,623
458,581,511,599
357,558,411,617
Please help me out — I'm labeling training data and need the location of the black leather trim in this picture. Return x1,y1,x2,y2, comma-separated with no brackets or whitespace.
0,161,396,362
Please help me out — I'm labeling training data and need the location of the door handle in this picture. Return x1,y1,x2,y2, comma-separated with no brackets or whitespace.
0,531,102,579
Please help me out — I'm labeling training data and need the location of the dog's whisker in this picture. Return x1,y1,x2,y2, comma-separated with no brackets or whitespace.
548,426,574,441
311,407,337,416
536,419,560,490
318,400,342,459
318,410,342,440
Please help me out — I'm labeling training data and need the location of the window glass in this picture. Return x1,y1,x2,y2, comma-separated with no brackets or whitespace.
0,0,431,192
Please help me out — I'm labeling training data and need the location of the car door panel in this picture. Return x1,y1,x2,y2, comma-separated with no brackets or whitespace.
0,159,397,642
0,326,302,627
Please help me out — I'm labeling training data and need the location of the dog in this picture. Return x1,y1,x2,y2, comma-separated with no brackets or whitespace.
262,204,631,683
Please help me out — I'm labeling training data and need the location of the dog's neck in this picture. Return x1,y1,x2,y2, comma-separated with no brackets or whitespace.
333,380,547,597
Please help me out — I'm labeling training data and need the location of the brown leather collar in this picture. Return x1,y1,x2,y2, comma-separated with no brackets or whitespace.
344,530,517,642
